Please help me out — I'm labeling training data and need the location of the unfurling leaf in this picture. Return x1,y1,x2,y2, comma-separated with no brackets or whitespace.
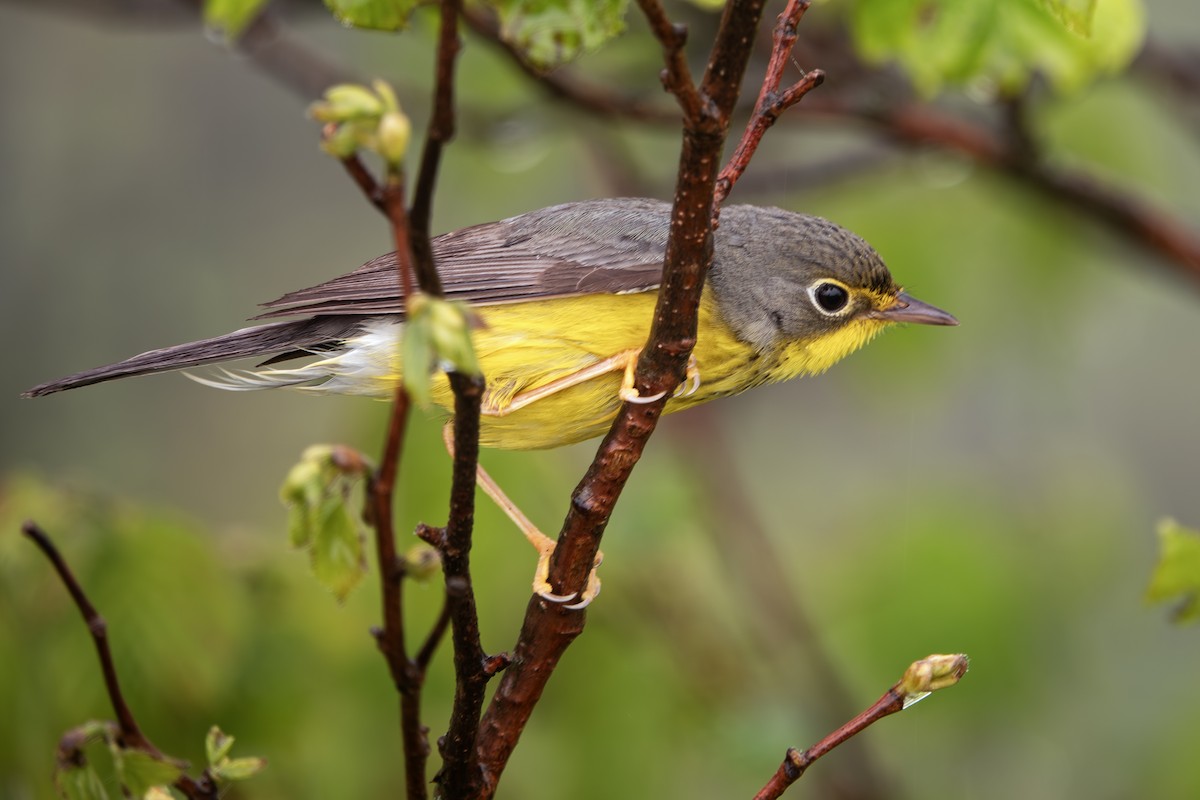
1146,519,1200,624
213,756,268,782
323,0,419,31
280,446,370,601
1039,0,1098,35
309,81,411,168
205,726,234,767
402,295,482,407
846,0,1145,95
204,726,267,784
111,749,184,798
489,0,630,67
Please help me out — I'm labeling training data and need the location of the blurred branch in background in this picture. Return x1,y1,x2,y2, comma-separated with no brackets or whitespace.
21,521,234,799
19,0,1196,284
5,0,1200,798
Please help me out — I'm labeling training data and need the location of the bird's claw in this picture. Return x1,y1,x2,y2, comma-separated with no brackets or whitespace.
533,546,603,610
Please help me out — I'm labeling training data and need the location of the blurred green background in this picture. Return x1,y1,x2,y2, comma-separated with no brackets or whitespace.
2,1,1200,798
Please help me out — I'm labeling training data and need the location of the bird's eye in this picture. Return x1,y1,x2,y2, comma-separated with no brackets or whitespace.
811,281,850,315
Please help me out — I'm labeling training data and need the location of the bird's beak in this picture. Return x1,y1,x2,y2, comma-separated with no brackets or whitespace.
872,292,958,326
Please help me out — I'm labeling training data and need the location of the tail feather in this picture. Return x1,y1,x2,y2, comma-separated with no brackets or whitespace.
22,316,367,398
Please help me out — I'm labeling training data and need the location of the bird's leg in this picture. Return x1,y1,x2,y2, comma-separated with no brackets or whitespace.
482,348,668,418
441,423,602,608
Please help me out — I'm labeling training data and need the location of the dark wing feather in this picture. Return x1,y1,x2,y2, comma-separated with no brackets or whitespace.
22,316,368,397
257,198,672,319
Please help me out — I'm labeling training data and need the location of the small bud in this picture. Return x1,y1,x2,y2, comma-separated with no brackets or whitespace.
900,653,969,708
404,543,442,581
311,83,384,122
206,726,235,767
319,122,363,159
377,111,411,168
372,78,401,114
428,299,482,377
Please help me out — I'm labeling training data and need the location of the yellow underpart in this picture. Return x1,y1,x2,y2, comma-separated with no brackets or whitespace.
348,287,890,450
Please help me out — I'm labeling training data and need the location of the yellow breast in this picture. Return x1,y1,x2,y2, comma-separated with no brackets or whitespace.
308,287,889,450
429,289,764,450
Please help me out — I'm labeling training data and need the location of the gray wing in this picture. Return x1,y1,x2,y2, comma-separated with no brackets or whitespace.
257,198,672,318
23,199,674,398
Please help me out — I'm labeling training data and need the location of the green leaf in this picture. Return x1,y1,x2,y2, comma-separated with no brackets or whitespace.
112,749,183,798
310,490,367,602
55,762,109,800
1146,519,1200,624
212,756,268,782
203,0,269,39
323,0,419,31
205,726,234,767
279,446,369,601
402,296,482,407
402,298,436,407
1039,0,1098,35
489,0,630,67
846,0,1145,95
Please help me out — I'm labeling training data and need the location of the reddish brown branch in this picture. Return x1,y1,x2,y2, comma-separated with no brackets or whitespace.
22,521,217,800
635,0,704,120
22,522,155,752
715,0,824,211
461,6,678,123
752,691,905,800
667,409,891,797
364,386,433,800
752,655,969,800
337,149,388,213
474,3,771,795
808,100,1200,283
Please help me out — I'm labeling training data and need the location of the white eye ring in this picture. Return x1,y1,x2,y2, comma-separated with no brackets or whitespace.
808,280,852,316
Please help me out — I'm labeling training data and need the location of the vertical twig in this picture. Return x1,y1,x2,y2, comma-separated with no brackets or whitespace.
409,0,462,288
475,3,772,795
432,373,489,797
713,0,824,211
333,2,484,795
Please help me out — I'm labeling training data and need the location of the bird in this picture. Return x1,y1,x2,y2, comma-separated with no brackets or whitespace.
24,197,957,606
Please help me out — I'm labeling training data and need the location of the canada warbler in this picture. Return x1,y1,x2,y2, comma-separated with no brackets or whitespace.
25,198,956,606
24,198,956,427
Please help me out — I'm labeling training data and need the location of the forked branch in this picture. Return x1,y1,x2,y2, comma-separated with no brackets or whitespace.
22,521,218,800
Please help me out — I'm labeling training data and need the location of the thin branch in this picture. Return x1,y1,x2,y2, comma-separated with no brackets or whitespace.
22,522,155,753
237,9,360,98
22,521,217,800
408,0,462,294
415,590,453,672
714,0,824,210
635,0,704,120
433,373,490,799
801,99,1200,283
475,3,771,795
752,655,969,800
364,385,433,800
336,148,388,214
461,5,678,124
666,409,891,799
